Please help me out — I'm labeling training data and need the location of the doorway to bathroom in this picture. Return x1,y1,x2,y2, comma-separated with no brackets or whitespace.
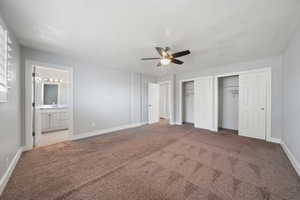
25,61,74,149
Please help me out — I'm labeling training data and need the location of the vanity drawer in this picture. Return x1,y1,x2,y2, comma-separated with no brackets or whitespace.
60,112,69,120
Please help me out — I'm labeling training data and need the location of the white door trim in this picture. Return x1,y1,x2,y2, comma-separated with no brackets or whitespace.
25,60,74,150
158,81,173,124
213,67,272,141
179,78,196,125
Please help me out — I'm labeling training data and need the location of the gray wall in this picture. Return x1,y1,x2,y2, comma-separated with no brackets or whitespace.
0,14,22,182
159,55,283,139
21,47,156,139
282,27,300,164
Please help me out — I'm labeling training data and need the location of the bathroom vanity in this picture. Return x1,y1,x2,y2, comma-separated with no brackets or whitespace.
37,106,69,133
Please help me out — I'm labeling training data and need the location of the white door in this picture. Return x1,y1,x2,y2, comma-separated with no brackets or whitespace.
194,76,214,130
239,71,267,140
159,83,169,119
148,83,160,124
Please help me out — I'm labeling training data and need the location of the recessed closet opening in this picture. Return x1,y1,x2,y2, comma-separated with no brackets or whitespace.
182,81,194,124
218,75,239,135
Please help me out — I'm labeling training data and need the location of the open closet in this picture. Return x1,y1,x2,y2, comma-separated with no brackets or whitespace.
218,75,239,134
182,81,194,124
215,69,270,140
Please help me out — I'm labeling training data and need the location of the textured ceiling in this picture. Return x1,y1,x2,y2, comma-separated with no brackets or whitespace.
0,0,299,75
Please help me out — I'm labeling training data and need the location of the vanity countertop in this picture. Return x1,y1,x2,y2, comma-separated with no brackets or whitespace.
36,105,69,110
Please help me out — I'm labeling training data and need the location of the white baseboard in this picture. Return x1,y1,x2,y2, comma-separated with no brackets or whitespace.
268,137,281,144
72,122,147,140
22,145,33,152
0,147,23,195
281,142,300,177
139,122,148,126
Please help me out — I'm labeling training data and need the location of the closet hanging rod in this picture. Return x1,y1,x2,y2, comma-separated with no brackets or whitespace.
223,85,239,88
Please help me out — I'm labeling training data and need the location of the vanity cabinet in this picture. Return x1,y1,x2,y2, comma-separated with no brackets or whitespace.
41,110,69,133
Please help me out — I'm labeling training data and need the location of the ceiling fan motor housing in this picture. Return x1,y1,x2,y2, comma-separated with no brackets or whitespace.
141,47,191,66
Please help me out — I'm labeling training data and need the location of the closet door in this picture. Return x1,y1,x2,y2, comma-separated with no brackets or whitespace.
239,71,267,140
194,76,214,130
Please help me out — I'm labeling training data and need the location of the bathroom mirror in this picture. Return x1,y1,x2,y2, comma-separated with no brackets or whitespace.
43,83,59,105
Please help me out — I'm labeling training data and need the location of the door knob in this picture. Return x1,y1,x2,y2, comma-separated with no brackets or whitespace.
261,108,265,110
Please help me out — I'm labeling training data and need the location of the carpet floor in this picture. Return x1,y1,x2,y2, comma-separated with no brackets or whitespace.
1,122,300,200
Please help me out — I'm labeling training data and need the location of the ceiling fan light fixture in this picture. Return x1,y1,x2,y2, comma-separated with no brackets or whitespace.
160,58,170,65
141,47,190,67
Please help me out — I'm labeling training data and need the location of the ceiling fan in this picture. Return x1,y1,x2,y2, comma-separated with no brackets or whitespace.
141,47,191,66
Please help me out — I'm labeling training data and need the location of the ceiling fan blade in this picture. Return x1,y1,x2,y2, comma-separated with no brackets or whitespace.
171,59,184,65
172,50,191,58
155,47,164,56
141,58,161,60
165,47,170,52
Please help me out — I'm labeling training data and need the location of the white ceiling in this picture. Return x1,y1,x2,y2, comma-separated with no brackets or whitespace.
0,0,300,75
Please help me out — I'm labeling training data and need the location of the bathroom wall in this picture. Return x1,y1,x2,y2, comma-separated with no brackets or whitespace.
35,66,69,106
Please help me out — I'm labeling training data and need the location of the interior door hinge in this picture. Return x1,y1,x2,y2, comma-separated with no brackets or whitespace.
32,102,35,107
32,72,36,77
32,132,35,137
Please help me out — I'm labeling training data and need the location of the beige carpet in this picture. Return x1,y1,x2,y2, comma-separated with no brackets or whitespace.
1,122,300,200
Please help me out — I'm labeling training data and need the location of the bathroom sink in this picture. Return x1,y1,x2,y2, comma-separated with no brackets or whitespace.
38,105,68,109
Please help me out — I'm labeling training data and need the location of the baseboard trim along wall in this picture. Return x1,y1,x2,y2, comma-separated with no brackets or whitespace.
72,122,148,141
268,137,281,144
281,142,300,177
0,147,23,195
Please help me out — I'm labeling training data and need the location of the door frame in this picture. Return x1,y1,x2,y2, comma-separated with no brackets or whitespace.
214,67,272,141
158,81,173,124
179,78,196,125
24,60,74,151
